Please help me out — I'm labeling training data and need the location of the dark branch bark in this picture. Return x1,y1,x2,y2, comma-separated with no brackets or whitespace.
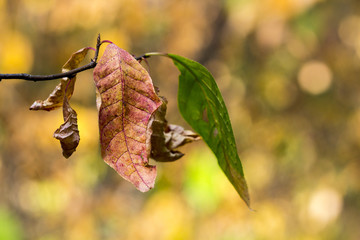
0,34,105,82
0,35,150,82
0,63,97,81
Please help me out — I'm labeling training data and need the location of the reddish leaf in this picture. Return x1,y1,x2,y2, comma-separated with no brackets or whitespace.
30,48,90,111
93,44,162,192
53,96,80,158
150,98,200,162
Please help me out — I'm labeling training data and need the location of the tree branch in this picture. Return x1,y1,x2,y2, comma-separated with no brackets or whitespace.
0,35,150,82
0,63,97,82
0,34,103,82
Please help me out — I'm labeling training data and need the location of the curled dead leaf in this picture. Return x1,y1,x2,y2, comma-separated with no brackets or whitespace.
165,124,201,149
30,82,67,111
53,96,80,158
150,98,200,162
30,47,90,111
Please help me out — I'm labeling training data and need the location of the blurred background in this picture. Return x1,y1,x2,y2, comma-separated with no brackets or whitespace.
0,0,360,239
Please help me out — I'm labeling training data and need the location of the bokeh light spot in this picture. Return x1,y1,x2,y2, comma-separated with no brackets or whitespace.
297,61,332,95
307,187,343,227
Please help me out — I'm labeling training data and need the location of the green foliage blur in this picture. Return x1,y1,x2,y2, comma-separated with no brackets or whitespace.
0,0,359,239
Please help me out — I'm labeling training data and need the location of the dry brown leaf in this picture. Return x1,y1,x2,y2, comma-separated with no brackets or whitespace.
53,96,80,158
30,47,90,111
150,98,200,162
165,124,201,149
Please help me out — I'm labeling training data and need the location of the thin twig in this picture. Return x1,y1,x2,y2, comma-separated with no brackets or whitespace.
0,35,152,82
0,34,102,82
135,54,150,62
92,34,101,63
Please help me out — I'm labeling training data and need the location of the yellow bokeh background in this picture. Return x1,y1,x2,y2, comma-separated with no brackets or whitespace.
1,0,360,239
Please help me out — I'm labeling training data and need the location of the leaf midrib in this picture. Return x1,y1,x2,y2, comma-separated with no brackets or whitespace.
117,51,151,189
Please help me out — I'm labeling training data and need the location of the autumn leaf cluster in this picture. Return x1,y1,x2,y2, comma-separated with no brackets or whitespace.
27,42,250,205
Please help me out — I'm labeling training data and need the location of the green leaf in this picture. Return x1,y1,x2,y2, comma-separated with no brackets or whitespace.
165,54,250,207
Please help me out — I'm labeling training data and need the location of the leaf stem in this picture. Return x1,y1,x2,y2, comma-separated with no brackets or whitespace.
143,52,168,57
0,34,102,82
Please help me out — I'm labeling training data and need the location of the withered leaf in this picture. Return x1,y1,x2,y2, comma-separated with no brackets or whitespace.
93,44,162,192
165,124,201,149
53,96,80,158
30,47,90,111
150,98,200,162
